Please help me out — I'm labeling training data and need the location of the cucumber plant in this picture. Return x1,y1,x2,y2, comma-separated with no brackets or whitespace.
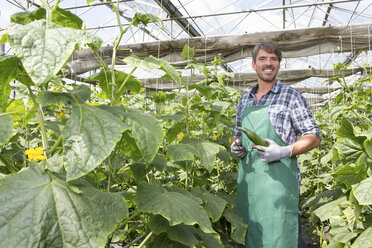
0,1,246,247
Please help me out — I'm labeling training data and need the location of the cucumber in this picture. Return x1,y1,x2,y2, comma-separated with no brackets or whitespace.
238,127,268,147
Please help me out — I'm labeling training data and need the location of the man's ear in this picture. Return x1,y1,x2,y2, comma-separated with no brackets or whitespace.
252,60,256,71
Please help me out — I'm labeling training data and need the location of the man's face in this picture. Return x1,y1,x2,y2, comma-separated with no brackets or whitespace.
252,49,280,83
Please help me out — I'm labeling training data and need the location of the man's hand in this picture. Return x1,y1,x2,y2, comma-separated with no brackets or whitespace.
231,138,246,158
253,139,292,162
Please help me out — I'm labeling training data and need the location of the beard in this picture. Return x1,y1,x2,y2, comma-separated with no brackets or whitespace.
256,66,278,83
257,73,277,83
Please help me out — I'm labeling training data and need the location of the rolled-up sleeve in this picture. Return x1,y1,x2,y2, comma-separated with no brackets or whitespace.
291,94,322,141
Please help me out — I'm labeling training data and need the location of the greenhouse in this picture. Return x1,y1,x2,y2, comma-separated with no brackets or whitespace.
0,0,371,247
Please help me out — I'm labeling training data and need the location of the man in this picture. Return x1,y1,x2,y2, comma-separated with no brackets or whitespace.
231,41,321,248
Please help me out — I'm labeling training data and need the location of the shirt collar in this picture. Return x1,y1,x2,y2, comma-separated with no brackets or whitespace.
249,80,282,97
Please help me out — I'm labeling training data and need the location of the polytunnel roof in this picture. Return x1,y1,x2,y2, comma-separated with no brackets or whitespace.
1,0,372,105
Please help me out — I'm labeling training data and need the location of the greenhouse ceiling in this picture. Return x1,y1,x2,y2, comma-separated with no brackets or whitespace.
1,0,372,105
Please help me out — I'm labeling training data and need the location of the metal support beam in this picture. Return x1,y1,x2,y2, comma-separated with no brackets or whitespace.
283,0,286,29
322,4,333,26
163,0,361,21
344,50,362,65
153,0,234,72
64,0,133,10
153,0,201,37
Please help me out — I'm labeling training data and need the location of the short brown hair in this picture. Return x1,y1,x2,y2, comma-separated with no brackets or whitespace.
252,41,282,63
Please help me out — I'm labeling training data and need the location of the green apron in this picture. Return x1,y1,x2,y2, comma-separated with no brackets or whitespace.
236,96,299,248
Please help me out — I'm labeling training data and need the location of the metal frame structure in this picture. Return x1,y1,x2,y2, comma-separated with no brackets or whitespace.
2,0,372,95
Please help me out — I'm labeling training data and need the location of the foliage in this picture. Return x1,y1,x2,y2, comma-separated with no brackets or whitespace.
299,63,372,247
0,2,245,247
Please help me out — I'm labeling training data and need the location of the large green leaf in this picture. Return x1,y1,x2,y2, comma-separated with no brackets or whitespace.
6,99,29,122
86,70,142,103
38,90,67,106
352,177,372,205
336,138,364,164
148,233,189,248
132,13,162,26
38,88,85,106
335,117,366,146
329,216,356,243
0,113,13,148
166,185,203,204
364,138,372,159
149,91,176,104
4,20,102,85
199,101,231,114
52,7,83,29
189,84,213,100
193,228,224,248
331,163,367,189
149,215,198,247
129,162,151,181
136,182,215,234
10,8,46,25
313,197,347,221
191,187,227,222
123,55,181,87
181,44,195,60
352,226,372,248
301,188,343,210
148,215,224,248
165,121,186,142
124,110,163,164
0,165,128,248
166,144,196,162
223,208,248,245
183,138,225,172
118,131,142,161
0,56,19,112
63,104,128,181
123,55,161,71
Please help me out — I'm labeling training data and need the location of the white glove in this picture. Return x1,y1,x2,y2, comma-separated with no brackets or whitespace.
231,139,246,158
254,138,292,162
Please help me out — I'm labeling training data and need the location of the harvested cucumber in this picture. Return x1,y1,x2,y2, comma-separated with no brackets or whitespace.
238,127,268,147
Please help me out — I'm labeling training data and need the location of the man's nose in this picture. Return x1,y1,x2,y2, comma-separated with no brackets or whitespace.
263,58,273,66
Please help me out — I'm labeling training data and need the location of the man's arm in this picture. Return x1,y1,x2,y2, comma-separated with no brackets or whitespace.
289,134,320,156
253,134,321,163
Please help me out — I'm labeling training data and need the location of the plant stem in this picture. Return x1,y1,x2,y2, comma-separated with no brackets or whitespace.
40,0,60,24
121,211,141,227
0,153,16,174
185,163,188,190
138,232,152,248
48,134,63,156
27,86,48,151
115,67,137,94
109,0,134,104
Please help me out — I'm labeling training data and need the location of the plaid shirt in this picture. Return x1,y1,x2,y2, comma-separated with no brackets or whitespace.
234,80,321,144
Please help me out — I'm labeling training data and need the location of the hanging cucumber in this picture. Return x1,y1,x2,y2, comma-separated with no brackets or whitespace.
238,127,268,147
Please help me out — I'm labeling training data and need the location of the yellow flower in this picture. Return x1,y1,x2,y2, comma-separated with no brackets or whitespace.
212,134,217,140
57,109,66,119
13,121,19,127
177,132,185,141
229,138,232,144
25,147,47,162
